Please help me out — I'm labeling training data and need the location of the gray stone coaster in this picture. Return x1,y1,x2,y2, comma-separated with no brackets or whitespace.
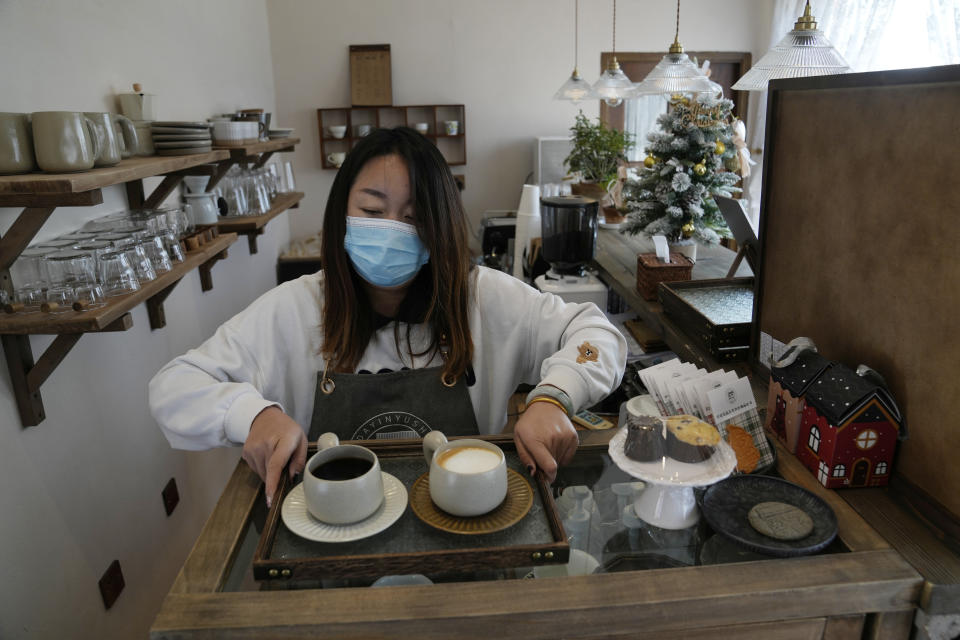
747,501,814,541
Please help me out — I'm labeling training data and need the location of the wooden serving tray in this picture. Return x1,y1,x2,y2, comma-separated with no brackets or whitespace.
252,435,568,581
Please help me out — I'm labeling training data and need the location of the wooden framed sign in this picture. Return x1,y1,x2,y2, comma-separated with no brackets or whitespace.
350,44,392,107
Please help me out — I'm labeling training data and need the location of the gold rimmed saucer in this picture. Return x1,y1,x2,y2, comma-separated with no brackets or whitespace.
409,469,533,535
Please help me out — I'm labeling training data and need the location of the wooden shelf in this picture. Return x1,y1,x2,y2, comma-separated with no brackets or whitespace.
216,191,304,254
0,152,230,197
212,137,300,157
0,233,237,335
0,137,300,427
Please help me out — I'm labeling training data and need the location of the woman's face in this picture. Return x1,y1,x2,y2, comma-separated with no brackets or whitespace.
346,153,416,224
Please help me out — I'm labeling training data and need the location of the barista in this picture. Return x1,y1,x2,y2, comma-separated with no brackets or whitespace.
149,126,627,506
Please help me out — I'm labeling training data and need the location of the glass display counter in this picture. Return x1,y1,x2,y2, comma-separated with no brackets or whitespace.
151,430,921,639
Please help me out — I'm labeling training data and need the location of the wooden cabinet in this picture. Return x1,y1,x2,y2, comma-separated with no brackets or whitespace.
317,104,466,169
0,139,302,427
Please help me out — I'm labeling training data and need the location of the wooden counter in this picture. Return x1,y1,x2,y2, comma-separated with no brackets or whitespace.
150,233,926,638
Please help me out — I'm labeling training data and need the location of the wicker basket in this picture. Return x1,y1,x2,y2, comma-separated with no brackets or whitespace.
636,253,694,300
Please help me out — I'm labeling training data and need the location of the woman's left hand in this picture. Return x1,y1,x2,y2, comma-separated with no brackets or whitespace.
513,401,579,483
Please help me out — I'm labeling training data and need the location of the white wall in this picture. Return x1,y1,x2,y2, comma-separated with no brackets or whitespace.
266,0,770,245
0,1,282,638
1,1,771,637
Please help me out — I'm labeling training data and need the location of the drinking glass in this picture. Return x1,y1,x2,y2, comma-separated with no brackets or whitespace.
283,161,296,192
138,236,173,274
98,251,140,297
42,285,75,313
33,238,77,252
159,230,185,263
10,247,53,292
95,232,138,248
43,250,97,288
155,204,192,237
73,284,106,310
119,244,157,282
74,240,116,277
58,230,101,243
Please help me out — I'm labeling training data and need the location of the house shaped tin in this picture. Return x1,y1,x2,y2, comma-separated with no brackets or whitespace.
795,364,904,489
765,348,833,454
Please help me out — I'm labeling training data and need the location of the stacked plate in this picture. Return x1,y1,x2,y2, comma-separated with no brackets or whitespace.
268,127,294,140
151,121,213,156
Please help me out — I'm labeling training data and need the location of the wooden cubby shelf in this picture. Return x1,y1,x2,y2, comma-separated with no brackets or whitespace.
216,191,304,254
0,137,301,427
317,105,465,169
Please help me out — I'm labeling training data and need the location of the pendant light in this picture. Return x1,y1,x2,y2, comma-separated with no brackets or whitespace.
634,0,716,97
554,0,598,103
732,1,850,91
592,0,635,107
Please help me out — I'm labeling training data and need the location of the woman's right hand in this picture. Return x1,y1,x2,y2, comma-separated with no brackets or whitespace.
242,406,308,508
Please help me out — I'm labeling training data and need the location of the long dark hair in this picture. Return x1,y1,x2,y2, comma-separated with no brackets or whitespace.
320,126,474,382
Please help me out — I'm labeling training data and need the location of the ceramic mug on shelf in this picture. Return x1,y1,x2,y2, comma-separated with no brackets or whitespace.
444,120,459,135
328,125,347,139
132,120,154,156
356,124,372,137
327,152,346,168
31,111,104,172
422,431,507,517
413,122,429,135
303,432,384,524
184,192,225,226
84,112,137,167
0,112,37,174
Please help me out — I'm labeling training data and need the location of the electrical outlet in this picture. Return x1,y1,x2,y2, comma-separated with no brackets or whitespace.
162,477,179,516
98,560,125,610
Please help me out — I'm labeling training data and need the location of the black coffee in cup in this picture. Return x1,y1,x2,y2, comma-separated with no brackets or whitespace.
311,456,373,481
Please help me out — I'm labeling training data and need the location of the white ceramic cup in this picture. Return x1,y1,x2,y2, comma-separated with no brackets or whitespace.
328,125,347,139
356,124,372,137
183,192,222,225
327,152,346,167
414,122,429,134
303,432,384,524
422,432,507,517
444,120,459,135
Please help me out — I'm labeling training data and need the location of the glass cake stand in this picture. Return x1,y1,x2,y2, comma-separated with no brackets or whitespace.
608,422,737,530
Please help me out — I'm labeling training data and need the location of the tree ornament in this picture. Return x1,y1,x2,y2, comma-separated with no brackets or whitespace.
714,141,726,155
682,222,695,237
644,155,657,169
693,162,707,176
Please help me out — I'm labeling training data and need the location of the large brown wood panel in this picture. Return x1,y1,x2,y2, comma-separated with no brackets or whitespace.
754,66,960,518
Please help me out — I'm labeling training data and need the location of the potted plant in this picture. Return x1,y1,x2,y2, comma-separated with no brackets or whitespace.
564,112,634,212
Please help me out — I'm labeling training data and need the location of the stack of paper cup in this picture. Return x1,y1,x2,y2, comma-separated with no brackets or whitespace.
512,184,541,279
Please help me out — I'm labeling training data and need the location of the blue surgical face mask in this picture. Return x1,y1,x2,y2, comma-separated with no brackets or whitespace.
344,217,430,287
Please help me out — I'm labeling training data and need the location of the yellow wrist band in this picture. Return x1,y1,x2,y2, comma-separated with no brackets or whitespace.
526,396,570,416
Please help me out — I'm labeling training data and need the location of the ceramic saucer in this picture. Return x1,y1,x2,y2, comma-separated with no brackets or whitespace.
151,134,211,142
409,469,533,535
151,121,212,128
281,472,407,543
155,140,215,149
151,126,212,135
608,425,737,487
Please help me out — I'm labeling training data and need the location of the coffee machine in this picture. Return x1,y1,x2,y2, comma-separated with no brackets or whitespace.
534,195,608,309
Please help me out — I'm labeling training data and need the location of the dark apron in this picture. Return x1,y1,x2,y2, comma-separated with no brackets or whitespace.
308,365,479,441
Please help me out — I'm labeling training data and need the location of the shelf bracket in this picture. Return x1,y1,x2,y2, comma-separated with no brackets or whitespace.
205,162,234,193
245,229,265,255
198,249,229,292
144,175,185,209
146,278,185,331
252,151,275,169
1,313,133,427
0,207,57,275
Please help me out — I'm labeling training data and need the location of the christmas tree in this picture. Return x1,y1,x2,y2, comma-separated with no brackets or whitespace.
622,93,742,244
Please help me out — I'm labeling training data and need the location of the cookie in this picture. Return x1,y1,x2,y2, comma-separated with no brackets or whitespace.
726,424,761,473
747,501,814,540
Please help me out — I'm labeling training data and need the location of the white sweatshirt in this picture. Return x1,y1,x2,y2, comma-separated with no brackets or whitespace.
149,266,627,449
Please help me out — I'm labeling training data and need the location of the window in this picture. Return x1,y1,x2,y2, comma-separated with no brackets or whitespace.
856,429,879,450
818,460,830,485
832,464,847,478
808,426,821,453
876,461,889,475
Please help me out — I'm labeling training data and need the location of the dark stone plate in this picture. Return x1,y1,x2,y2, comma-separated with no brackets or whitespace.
700,475,838,557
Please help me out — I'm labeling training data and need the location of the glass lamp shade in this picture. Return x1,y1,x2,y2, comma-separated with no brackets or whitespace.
634,51,717,96
593,59,636,107
554,69,599,103
731,27,850,90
